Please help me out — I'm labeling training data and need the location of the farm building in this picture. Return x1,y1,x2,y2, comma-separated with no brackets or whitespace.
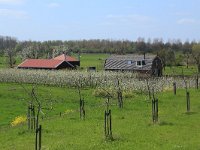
17,54,80,70
104,54,163,76
53,54,80,67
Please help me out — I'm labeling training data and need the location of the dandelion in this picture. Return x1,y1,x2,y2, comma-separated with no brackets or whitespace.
11,116,27,127
64,109,74,115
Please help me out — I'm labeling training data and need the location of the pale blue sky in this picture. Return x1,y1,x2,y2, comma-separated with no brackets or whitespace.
0,0,200,42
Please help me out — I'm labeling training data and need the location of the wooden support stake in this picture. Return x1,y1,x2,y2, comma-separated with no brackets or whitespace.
155,99,158,122
39,125,42,150
104,109,112,139
80,99,85,119
104,110,107,136
173,82,176,95
35,125,42,150
28,105,30,130
152,98,158,123
196,77,199,89
35,127,38,150
186,92,190,112
109,110,112,137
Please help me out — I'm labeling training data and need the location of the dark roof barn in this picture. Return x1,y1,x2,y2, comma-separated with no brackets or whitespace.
104,54,163,76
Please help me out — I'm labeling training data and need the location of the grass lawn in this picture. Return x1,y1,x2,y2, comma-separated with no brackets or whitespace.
164,66,198,76
1,83,200,149
80,53,109,70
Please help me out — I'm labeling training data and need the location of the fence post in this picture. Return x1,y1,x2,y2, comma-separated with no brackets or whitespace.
173,82,176,95
28,103,36,130
155,99,158,122
35,125,42,150
152,98,158,123
80,99,85,119
186,92,190,112
109,110,112,137
39,125,42,150
33,106,35,130
35,127,38,150
82,99,85,119
117,90,123,108
28,104,30,130
104,110,107,136
196,76,199,89
80,99,82,118
104,109,112,139
152,99,154,122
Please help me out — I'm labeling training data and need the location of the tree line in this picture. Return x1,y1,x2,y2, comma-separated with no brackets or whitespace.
1,35,200,72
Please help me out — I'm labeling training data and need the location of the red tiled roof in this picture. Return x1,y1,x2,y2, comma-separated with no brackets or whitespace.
53,54,78,61
18,59,64,69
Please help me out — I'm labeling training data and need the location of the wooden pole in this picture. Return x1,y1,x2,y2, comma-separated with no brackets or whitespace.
35,127,38,150
33,106,35,130
104,110,107,136
186,92,190,112
28,105,30,130
109,110,112,137
39,125,42,150
156,99,158,122
173,82,176,95
152,99,154,122
196,76,199,89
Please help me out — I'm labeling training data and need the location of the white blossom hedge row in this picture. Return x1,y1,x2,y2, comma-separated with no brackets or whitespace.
0,69,198,93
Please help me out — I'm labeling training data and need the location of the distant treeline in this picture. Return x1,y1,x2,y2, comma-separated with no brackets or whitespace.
0,36,197,55
0,35,199,68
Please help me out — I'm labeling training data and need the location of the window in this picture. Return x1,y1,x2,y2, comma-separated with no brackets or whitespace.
142,60,146,65
127,60,132,65
136,61,141,66
136,60,145,67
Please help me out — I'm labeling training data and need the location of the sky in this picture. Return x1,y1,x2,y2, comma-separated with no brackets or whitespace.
0,0,200,42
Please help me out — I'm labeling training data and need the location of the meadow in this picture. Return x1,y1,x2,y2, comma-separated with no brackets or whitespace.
0,82,200,149
0,53,200,149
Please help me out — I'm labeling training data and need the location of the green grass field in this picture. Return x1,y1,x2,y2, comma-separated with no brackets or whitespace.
79,53,109,70
164,66,198,76
1,83,200,149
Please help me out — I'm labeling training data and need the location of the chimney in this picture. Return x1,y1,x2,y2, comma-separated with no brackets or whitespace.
64,51,67,61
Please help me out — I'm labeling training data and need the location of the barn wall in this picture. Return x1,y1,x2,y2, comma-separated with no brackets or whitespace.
69,61,80,67
56,62,74,69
